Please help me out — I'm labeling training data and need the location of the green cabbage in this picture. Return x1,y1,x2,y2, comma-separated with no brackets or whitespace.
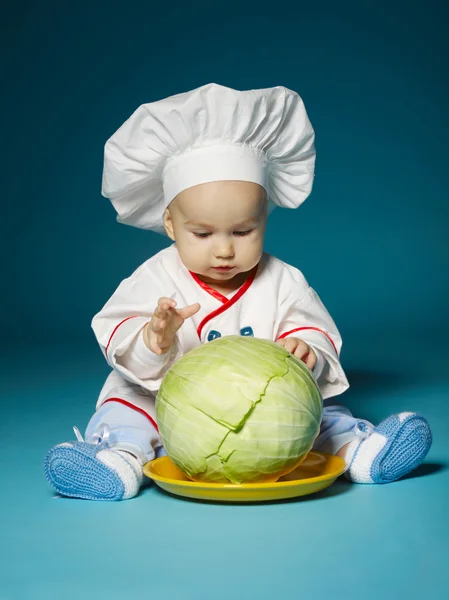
156,336,323,484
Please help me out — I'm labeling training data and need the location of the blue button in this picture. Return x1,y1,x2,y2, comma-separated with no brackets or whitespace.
207,330,222,341
240,326,254,337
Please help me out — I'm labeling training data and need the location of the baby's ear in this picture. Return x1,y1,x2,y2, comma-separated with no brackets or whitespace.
163,208,176,240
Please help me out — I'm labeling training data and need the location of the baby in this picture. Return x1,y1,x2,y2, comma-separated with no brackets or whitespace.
44,84,432,500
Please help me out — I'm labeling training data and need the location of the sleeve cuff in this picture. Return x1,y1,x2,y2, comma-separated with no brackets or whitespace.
132,329,174,364
116,327,179,380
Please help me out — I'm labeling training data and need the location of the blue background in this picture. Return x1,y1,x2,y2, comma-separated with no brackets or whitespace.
1,1,448,599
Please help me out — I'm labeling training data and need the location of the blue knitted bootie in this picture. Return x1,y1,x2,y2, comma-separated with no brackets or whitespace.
44,426,143,501
345,412,432,484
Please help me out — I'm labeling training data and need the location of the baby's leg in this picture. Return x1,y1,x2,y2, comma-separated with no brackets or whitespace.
44,401,163,501
313,403,370,456
84,401,164,464
313,402,432,484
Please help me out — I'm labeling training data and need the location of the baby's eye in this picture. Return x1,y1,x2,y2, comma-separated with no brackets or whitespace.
193,232,212,238
233,230,253,237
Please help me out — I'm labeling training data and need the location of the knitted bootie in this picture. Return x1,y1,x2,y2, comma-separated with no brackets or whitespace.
44,425,143,500
345,412,432,484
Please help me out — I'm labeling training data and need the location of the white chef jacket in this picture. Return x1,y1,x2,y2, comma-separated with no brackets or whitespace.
91,244,349,431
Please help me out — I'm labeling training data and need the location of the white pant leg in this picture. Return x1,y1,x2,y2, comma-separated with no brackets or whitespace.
313,402,374,455
85,401,164,465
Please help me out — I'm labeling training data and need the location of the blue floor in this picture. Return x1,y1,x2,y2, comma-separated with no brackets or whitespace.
1,333,448,600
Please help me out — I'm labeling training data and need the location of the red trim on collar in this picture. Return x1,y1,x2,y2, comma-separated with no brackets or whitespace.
102,398,159,432
277,327,338,355
189,271,229,304
105,316,138,358
196,266,258,339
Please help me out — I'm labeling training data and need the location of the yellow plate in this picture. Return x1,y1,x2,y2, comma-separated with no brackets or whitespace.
143,451,346,503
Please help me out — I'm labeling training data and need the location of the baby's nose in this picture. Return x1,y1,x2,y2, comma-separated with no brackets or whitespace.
215,238,235,258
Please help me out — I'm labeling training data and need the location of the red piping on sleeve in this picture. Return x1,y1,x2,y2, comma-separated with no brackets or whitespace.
102,398,159,432
277,327,338,355
105,316,138,359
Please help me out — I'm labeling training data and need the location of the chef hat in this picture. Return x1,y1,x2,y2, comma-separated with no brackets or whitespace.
102,83,316,234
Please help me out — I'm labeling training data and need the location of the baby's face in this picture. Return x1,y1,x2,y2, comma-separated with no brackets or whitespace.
164,180,267,285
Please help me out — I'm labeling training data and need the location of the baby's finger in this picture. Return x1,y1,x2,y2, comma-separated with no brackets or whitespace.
305,349,317,370
153,305,167,320
143,325,163,355
277,337,298,354
149,313,164,332
156,297,176,316
150,321,166,348
156,321,166,341
150,339,163,355
176,303,201,320
158,296,176,307
275,338,288,349
293,340,310,361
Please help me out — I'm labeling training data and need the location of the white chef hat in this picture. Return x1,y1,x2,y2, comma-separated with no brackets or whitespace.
101,83,316,235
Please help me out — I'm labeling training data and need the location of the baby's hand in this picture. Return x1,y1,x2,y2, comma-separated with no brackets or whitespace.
276,337,317,370
144,297,201,355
